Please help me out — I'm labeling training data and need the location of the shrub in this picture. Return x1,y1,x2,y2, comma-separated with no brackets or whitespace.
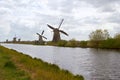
79,41,87,47
89,29,110,41
4,61,16,69
57,40,67,47
66,39,78,47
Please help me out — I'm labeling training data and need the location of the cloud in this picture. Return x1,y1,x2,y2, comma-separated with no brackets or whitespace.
0,20,11,41
107,12,120,23
0,0,120,41
81,0,120,12
0,21,11,35
114,26,120,33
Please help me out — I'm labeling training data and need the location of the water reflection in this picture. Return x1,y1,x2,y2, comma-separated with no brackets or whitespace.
1,44,120,80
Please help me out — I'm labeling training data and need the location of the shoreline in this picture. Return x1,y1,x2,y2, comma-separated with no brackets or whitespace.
3,42,120,50
0,45,84,80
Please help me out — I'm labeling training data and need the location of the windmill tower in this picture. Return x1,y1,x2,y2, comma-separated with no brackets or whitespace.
47,19,68,42
13,35,17,43
36,30,47,44
18,38,21,42
6,39,8,43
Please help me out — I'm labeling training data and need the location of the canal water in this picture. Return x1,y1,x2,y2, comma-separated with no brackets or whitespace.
1,43,120,80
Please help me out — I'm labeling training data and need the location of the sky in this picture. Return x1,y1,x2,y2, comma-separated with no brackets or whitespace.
0,0,120,41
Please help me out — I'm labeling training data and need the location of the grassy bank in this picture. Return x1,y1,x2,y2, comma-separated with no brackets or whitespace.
0,46,84,80
47,39,120,49
47,40,88,48
87,39,120,49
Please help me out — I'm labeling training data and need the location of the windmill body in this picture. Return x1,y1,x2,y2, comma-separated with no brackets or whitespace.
13,37,17,43
52,28,61,42
6,39,8,43
47,19,68,42
38,35,43,42
18,38,21,42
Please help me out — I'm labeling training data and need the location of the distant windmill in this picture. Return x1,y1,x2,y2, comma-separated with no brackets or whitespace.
6,39,8,43
13,35,17,43
18,38,21,42
47,19,68,42
36,30,47,44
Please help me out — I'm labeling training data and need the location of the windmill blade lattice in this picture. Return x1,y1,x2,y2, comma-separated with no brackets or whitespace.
36,33,40,36
42,36,47,39
41,30,44,35
59,30,68,36
58,19,64,29
47,24,55,30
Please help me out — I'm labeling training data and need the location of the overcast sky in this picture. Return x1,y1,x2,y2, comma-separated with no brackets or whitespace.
0,0,120,41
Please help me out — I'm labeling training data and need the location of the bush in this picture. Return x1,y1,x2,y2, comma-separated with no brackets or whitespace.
4,61,16,69
79,41,87,47
47,41,57,46
89,29,110,41
66,39,78,47
114,33,120,40
57,40,67,47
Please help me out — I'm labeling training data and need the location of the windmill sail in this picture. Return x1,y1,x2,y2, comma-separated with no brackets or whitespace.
47,24,55,30
58,19,64,29
41,30,44,35
42,36,47,39
59,30,68,36
36,33,40,36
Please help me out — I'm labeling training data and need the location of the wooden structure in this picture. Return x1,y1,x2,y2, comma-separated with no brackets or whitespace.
13,37,17,42
18,38,21,42
36,30,47,44
6,39,8,43
47,19,68,42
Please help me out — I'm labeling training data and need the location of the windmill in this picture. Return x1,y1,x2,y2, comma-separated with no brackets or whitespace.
47,19,68,42
6,39,8,43
18,38,21,42
13,35,17,43
36,30,47,44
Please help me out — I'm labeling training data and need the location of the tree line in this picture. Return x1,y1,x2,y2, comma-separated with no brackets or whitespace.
47,29,120,49
88,29,120,49
4,29,120,49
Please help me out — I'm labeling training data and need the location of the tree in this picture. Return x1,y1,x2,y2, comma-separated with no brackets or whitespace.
103,29,110,40
114,33,120,39
89,29,110,41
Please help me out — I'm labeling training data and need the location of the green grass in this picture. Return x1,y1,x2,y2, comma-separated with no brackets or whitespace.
0,46,84,80
46,40,88,48
0,46,30,80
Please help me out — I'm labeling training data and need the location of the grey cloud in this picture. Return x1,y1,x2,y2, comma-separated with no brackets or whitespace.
0,0,12,8
0,7,11,15
82,17,101,24
67,29,90,40
58,0,74,13
113,26,120,33
100,5,116,12
107,12,120,23
82,0,120,7
81,0,120,12
47,0,81,13
10,22,38,40
1,0,120,41
108,26,120,37
42,0,120,23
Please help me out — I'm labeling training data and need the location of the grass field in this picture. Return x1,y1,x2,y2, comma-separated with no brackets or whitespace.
0,46,84,80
